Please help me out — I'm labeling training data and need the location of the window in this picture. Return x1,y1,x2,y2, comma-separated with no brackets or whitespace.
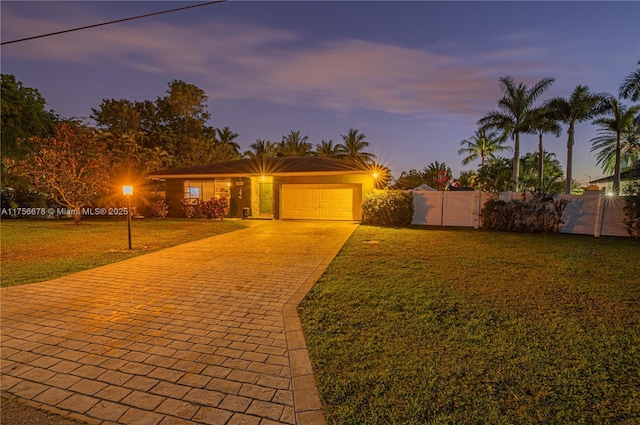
215,180,230,199
184,181,201,203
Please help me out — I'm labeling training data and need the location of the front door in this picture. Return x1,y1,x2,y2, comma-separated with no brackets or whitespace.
259,183,272,214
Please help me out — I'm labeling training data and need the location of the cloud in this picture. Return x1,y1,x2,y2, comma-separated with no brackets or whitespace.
0,4,571,118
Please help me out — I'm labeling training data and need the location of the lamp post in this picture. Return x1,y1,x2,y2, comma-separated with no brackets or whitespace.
123,185,133,249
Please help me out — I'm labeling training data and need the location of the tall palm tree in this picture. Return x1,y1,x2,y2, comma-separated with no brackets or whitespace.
544,85,607,194
526,106,562,190
458,129,510,170
590,97,640,194
245,139,278,158
215,126,241,154
619,61,640,102
591,114,640,174
279,130,312,157
336,129,376,164
315,139,337,157
478,76,555,191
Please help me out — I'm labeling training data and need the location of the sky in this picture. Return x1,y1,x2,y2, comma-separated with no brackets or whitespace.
1,1,638,183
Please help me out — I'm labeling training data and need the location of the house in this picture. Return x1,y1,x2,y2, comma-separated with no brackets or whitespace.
590,162,640,195
146,157,379,220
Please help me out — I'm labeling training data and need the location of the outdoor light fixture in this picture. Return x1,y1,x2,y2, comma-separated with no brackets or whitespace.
123,185,133,249
261,175,266,182
373,172,378,179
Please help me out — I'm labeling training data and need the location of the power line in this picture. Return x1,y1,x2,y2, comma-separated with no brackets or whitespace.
1,0,228,46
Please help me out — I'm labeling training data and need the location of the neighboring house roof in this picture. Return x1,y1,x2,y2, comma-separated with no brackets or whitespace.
411,184,436,191
590,164,640,184
147,157,372,179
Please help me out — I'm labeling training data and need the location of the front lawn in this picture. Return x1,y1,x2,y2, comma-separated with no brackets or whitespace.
299,226,640,424
0,218,245,287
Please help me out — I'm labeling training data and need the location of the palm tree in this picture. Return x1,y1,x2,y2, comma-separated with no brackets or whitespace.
215,126,241,154
591,115,640,174
423,161,452,191
526,107,562,190
545,85,607,194
279,130,312,157
619,61,640,102
518,151,564,194
458,129,510,170
245,139,278,158
478,76,555,191
590,97,640,194
315,139,338,157
336,129,376,164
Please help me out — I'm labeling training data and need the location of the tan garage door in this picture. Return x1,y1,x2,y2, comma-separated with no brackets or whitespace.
281,184,354,220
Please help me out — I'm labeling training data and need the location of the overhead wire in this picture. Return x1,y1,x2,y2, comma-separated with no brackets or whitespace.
1,0,227,46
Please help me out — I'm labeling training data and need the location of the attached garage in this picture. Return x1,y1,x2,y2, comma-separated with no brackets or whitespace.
281,184,355,220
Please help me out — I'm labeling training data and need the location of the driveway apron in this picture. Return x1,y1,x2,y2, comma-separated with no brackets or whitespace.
1,220,358,425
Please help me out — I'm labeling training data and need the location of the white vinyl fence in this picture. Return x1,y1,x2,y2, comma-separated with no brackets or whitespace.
411,189,629,237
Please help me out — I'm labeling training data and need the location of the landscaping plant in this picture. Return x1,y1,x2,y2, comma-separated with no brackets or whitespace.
362,189,413,227
623,181,640,239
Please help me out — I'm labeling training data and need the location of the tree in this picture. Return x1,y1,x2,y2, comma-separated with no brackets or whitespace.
394,169,427,190
215,126,241,154
591,114,640,174
316,139,338,157
336,129,376,164
477,157,513,195
526,107,561,190
619,61,640,102
479,76,555,191
545,85,608,194
458,129,509,170
590,97,640,195
453,170,478,188
518,151,565,194
4,122,113,224
423,161,452,191
279,130,313,156
245,139,278,158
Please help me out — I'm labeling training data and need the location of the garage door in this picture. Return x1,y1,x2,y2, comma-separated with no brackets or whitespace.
281,184,354,220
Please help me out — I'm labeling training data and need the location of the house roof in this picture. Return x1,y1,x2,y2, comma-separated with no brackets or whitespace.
590,164,640,183
147,156,373,179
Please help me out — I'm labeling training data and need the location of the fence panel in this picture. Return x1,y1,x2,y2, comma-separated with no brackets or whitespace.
411,190,442,225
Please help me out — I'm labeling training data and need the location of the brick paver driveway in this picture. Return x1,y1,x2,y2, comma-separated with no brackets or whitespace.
1,220,358,425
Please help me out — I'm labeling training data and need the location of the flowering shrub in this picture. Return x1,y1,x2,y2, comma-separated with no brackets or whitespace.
362,189,413,227
179,198,199,219
199,198,229,220
151,199,170,218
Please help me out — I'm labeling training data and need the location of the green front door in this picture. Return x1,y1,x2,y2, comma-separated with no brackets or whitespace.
259,183,272,214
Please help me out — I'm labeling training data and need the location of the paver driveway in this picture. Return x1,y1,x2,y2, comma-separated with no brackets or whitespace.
1,220,358,425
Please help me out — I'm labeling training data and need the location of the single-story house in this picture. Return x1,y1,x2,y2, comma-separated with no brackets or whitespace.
147,157,378,220
590,162,640,194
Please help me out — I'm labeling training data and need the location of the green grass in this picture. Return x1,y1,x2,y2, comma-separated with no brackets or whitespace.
1,218,245,287
299,226,640,425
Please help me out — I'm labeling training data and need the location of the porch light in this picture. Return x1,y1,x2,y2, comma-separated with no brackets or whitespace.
373,172,379,179
123,185,133,250
261,175,266,182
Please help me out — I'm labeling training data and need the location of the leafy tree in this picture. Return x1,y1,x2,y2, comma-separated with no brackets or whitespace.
458,129,509,170
279,130,313,156
4,122,113,224
245,139,279,158
316,139,338,157
336,129,376,164
91,98,147,137
479,76,555,191
591,114,640,174
453,170,478,189
518,151,565,194
545,85,608,194
477,157,513,195
619,61,640,102
423,161,452,191
394,169,427,190
590,97,640,194
526,106,561,190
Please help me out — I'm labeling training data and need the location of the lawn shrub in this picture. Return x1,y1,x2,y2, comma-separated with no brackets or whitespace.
481,191,567,233
623,181,640,239
362,189,413,227
198,198,229,220
179,198,199,218
150,199,170,218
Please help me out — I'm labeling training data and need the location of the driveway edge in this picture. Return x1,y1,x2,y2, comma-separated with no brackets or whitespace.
282,222,359,425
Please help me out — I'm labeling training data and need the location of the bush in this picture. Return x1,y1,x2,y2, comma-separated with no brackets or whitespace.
481,191,567,233
150,199,170,218
362,189,413,227
623,181,640,239
198,198,229,220
179,198,199,219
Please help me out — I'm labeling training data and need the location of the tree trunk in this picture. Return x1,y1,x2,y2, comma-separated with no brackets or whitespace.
565,124,575,194
613,134,622,195
513,131,520,192
538,133,544,191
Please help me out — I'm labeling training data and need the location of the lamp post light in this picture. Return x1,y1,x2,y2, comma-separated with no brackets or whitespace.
123,185,133,250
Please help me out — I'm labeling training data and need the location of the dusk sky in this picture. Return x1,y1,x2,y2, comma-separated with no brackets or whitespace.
2,1,638,183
